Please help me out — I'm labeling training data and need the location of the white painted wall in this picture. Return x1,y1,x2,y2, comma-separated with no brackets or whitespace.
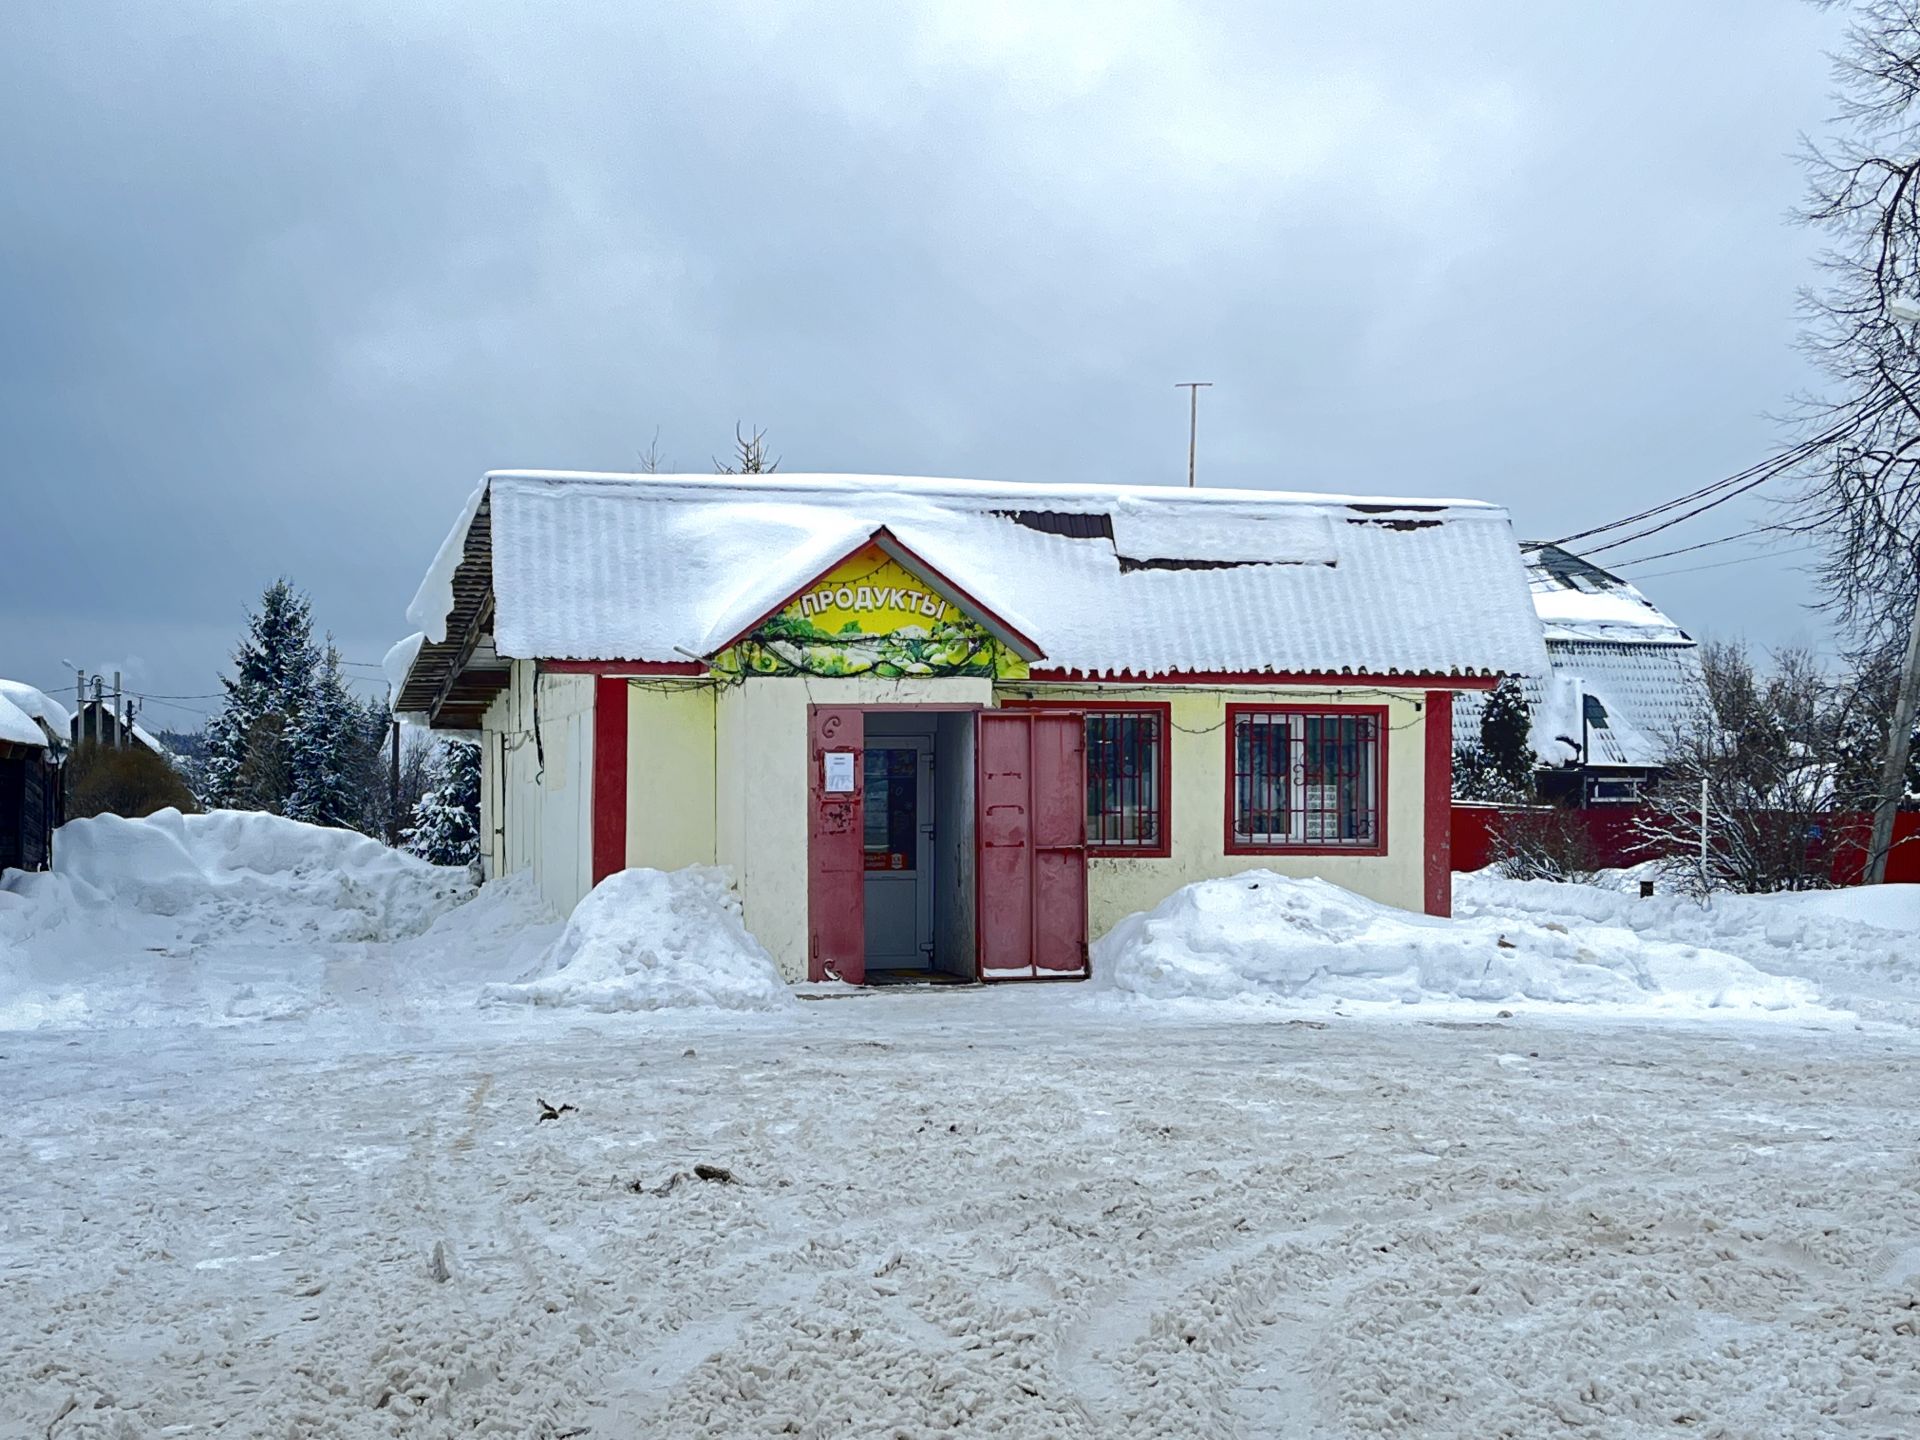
476,661,595,916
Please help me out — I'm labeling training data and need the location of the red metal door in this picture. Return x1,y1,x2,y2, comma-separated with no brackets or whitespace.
808,706,865,983
977,709,1087,979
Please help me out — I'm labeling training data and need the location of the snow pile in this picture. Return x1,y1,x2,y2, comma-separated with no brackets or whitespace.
483,866,792,1013
17,808,474,943
1094,870,1828,1017
1458,871,1920,1024
0,809,479,1030
398,869,564,988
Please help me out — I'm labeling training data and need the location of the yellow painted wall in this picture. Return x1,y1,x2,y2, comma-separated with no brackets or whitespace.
1004,684,1433,933
482,665,1440,971
715,674,995,982
623,681,717,871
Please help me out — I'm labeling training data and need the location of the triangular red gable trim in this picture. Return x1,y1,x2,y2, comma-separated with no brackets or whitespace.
706,526,1046,661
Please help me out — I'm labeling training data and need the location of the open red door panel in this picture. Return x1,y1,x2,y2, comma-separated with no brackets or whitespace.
976,708,1088,979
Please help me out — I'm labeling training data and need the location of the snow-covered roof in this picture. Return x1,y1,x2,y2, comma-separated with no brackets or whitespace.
0,680,70,751
404,472,1547,683
1524,542,1691,644
1454,545,1705,771
72,698,172,757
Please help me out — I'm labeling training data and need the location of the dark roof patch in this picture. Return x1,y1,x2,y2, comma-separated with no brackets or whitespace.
992,509,1115,540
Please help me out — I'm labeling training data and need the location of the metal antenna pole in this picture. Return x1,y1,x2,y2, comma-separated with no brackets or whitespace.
1176,382,1212,487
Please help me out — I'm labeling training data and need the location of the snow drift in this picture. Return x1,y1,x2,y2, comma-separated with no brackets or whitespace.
0,809,481,1029
1094,870,1828,1017
1457,871,1920,1025
6,808,474,943
482,866,792,1013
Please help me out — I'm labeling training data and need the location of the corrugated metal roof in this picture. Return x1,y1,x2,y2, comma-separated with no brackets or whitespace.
403,472,1548,685
1455,637,1705,769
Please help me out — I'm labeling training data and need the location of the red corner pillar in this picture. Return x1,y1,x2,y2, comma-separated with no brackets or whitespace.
1423,690,1453,917
591,676,629,887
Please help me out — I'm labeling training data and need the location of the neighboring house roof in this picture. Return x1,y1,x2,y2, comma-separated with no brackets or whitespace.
71,699,172,757
1454,542,1705,771
395,472,1547,719
0,680,71,752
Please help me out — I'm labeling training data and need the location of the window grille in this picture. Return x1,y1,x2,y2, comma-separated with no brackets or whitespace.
1086,710,1165,850
1230,708,1383,850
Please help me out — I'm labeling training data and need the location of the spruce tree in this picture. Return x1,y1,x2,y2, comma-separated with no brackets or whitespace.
204,580,318,812
286,644,364,830
354,697,396,838
404,739,482,865
1452,741,1502,802
1479,676,1536,799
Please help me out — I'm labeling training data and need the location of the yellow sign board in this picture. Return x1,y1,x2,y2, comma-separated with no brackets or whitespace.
729,544,1023,679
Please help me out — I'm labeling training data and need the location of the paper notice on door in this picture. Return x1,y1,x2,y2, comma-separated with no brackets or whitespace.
823,751,857,793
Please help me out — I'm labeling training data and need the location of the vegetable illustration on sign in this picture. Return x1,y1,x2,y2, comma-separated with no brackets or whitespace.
733,544,1016,678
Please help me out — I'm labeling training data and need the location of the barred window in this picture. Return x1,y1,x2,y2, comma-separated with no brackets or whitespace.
1229,707,1384,852
1085,708,1167,851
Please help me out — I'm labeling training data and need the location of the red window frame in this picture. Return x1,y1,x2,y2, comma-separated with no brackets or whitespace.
1003,700,1172,858
1224,703,1388,857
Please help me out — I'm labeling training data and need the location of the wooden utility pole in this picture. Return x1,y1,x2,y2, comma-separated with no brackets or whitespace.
1864,573,1920,883
388,718,402,847
1176,382,1212,487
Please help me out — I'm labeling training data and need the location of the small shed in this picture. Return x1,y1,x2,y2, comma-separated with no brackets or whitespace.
0,680,71,874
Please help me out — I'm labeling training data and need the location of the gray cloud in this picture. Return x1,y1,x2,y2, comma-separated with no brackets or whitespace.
0,1,1848,722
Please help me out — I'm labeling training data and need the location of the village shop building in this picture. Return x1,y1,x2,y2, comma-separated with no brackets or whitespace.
392,473,1545,985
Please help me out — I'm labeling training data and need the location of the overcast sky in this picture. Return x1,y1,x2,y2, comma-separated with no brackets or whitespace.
1,1,1852,727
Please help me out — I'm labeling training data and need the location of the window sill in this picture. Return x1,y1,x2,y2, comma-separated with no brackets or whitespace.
1225,842,1389,859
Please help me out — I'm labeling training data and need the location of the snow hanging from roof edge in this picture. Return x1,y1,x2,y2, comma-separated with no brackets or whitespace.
405,480,488,644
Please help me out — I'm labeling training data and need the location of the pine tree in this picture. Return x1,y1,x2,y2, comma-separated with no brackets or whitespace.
285,644,363,829
204,580,318,812
404,739,482,865
1479,676,1536,798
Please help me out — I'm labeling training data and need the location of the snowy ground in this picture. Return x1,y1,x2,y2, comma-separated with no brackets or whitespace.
4,823,1919,1437
5,997,1918,1439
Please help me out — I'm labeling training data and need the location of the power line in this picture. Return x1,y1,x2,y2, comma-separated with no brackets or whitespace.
1611,543,1821,582
1549,396,1890,552
1604,525,1782,568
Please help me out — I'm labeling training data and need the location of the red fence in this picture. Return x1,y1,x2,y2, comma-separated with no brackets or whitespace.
1452,803,1920,885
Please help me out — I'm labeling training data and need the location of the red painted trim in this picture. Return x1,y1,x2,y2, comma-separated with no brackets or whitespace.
1002,699,1173,858
1222,702,1391,858
1424,690,1453,917
591,676,629,886
542,659,706,676
705,527,1048,661
1030,668,1500,690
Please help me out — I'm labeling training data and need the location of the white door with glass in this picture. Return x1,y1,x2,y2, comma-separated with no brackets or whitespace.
862,740,934,968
